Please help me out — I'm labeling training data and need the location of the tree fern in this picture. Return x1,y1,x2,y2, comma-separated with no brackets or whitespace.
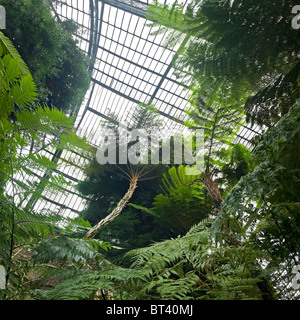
185,93,243,173
130,165,209,233
218,100,300,253
126,0,299,300
245,60,300,127
128,217,266,300
0,31,96,300
147,0,299,126
182,85,244,210
216,99,300,299
34,266,145,300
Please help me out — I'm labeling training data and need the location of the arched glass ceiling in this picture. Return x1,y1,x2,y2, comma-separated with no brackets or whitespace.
17,0,261,220
51,0,260,146
53,0,193,141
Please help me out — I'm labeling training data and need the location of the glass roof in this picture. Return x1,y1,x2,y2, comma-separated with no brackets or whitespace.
3,0,297,302
21,0,261,219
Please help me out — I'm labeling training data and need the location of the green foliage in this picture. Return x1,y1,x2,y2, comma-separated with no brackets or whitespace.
77,159,172,266
245,60,300,127
0,0,91,113
1,0,298,301
0,32,96,300
214,100,300,298
34,266,145,300
128,218,266,300
129,99,299,300
147,0,300,127
33,237,109,265
131,165,210,233
184,85,244,176
0,32,37,118
30,220,145,300
127,3,299,299
77,107,173,266
129,102,299,301
218,101,300,259
214,143,252,194
0,31,29,76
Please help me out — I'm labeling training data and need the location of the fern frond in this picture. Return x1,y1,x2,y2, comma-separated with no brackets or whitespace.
3,54,21,83
34,265,145,300
35,269,115,300
0,31,29,76
16,105,74,136
11,73,37,107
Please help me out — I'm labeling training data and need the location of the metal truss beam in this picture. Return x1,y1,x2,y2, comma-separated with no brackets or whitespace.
101,0,147,18
91,78,185,125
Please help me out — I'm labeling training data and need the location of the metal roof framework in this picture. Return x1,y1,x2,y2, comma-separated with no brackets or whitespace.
4,0,298,300
19,0,261,219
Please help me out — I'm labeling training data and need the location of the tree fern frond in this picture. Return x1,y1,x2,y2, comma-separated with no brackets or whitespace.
11,73,37,107
35,270,114,300
147,271,200,300
16,105,74,133
32,236,103,265
0,31,29,76
3,54,21,83
34,265,145,300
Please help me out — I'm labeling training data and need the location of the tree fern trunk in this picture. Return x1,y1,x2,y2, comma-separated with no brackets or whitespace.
202,173,223,209
84,178,138,239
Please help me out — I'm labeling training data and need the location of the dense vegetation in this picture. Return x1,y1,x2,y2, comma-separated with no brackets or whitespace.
0,0,299,300
0,0,91,114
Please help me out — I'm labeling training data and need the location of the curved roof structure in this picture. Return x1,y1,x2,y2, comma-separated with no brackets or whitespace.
16,0,261,220
3,0,298,301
